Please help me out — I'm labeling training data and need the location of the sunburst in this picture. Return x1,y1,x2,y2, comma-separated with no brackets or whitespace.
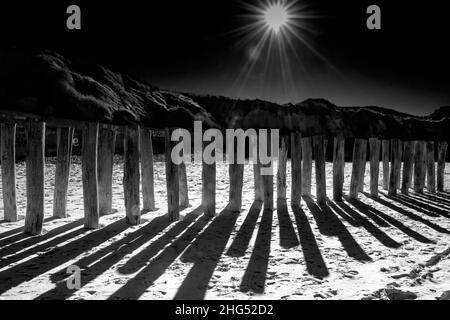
229,0,331,101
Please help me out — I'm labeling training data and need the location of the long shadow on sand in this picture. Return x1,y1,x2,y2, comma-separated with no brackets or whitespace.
0,219,132,295
304,197,371,262
173,209,240,299
226,201,262,257
366,194,450,235
405,193,450,217
291,204,329,279
238,207,273,294
436,191,450,200
386,194,442,218
108,212,216,299
419,191,450,206
0,217,59,245
0,226,24,241
35,208,205,300
277,198,300,248
0,219,86,269
349,197,435,244
328,201,402,249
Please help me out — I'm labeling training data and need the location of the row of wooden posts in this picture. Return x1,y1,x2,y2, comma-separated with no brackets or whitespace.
0,120,448,236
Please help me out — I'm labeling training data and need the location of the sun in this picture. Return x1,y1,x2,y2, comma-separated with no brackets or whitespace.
264,3,289,33
230,0,330,100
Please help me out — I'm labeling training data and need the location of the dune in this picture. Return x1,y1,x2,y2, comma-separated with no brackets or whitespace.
0,46,218,130
1,46,450,141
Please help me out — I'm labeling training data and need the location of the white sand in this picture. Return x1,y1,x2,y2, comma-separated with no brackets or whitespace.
0,156,449,300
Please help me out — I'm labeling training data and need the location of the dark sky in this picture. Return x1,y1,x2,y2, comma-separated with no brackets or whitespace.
1,0,449,115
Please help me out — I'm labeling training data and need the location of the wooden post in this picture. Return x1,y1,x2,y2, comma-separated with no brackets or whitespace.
324,139,328,161
24,122,45,235
437,141,448,192
254,162,263,202
407,142,415,189
426,141,436,194
1,122,17,222
263,163,274,211
369,138,381,198
202,140,216,217
140,127,156,211
388,139,402,197
414,141,426,194
124,125,141,225
82,122,99,230
165,128,179,221
396,141,403,189
98,127,116,216
53,127,74,218
332,136,345,202
291,132,302,206
261,134,274,211
313,135,327,204
358,143,367,192
382,140,390,190
349,139,367,199
301,137,312,196
277,135,288,200
229,159,244,213
401,141,415,195
179,162,189,208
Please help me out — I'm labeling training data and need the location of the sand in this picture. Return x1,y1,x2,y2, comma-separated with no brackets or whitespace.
0,156,449,300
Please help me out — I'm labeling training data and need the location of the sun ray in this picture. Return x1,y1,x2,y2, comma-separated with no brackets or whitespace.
228,0,338,102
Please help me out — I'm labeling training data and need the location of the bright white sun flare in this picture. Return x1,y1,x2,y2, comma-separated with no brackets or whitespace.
264,4,289,33
230,0,332,100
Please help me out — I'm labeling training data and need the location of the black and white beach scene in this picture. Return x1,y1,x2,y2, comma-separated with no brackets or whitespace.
0,1,449,300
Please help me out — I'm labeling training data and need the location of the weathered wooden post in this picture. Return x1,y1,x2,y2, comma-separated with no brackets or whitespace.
24,122,45,235
414,141,426,193
426,141,436,194
262,134,274,211
0,122,18,222
401,140,415,195
98,126,116,216
395,141,403,189
53,127,74,218
179,162,189,208
291,132,302,206
202,140,216,217
165,128,180,221
324,139,328,161
313,135,327,204
407,142,416,189
437,141,448,192
228,157,244,213
332,136,345,202
140,127,156,211
277,135,288,200
124,125,141,225
82,122,100,229
369,138,381,198
382,140,390,190
1,122,18,222
388,139,402,196
358,144,367,192
263,163,274,211
254,162,263,202
350,139,367,199
301,137,312,196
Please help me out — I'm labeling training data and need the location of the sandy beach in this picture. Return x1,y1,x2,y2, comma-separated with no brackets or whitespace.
0,156,449,300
